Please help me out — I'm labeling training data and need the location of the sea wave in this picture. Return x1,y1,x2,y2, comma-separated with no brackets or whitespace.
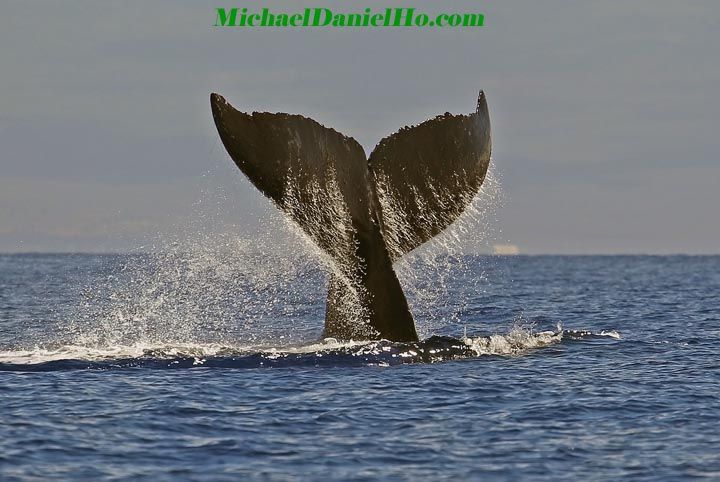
0,328,619,371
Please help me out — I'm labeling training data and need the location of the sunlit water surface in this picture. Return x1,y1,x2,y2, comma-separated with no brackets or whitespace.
1,254,718,481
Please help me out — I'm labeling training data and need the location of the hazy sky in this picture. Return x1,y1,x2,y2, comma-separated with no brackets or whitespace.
1,1,718,253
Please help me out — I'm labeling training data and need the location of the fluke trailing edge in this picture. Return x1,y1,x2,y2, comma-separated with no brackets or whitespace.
210,92,491,341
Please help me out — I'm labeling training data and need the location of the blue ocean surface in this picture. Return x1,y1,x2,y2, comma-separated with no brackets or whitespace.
1,253,718,481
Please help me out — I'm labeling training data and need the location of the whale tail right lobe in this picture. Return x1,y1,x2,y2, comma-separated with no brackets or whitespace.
325,93,492,339
368,92,492,261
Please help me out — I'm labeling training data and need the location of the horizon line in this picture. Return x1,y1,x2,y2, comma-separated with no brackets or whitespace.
1,251,718,257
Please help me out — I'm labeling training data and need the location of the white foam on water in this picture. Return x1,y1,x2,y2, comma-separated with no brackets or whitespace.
599,330,621,339
0,327,620,365
0,337,366,365
464,329,562,356
0,343,239,365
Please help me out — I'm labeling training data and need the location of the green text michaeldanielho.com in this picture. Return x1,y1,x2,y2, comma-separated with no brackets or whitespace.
214,7,485,28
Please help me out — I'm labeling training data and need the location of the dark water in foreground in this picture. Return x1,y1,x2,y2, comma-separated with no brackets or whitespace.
1,254,719,480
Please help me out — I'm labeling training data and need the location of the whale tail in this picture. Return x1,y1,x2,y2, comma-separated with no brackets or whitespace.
210,92,491,341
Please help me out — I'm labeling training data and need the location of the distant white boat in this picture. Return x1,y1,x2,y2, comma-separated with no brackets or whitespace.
493,244,520,255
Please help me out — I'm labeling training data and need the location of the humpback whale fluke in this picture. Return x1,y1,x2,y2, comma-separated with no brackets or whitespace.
210,92,491,342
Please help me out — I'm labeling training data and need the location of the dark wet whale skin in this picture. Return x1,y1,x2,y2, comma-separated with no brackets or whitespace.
210,92,491,341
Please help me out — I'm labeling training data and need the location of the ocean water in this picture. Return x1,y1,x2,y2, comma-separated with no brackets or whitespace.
1,253,718,481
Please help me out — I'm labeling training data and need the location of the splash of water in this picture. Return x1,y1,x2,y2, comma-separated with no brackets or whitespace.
280,164,373,338
389,165,504,337
62,155,504,350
